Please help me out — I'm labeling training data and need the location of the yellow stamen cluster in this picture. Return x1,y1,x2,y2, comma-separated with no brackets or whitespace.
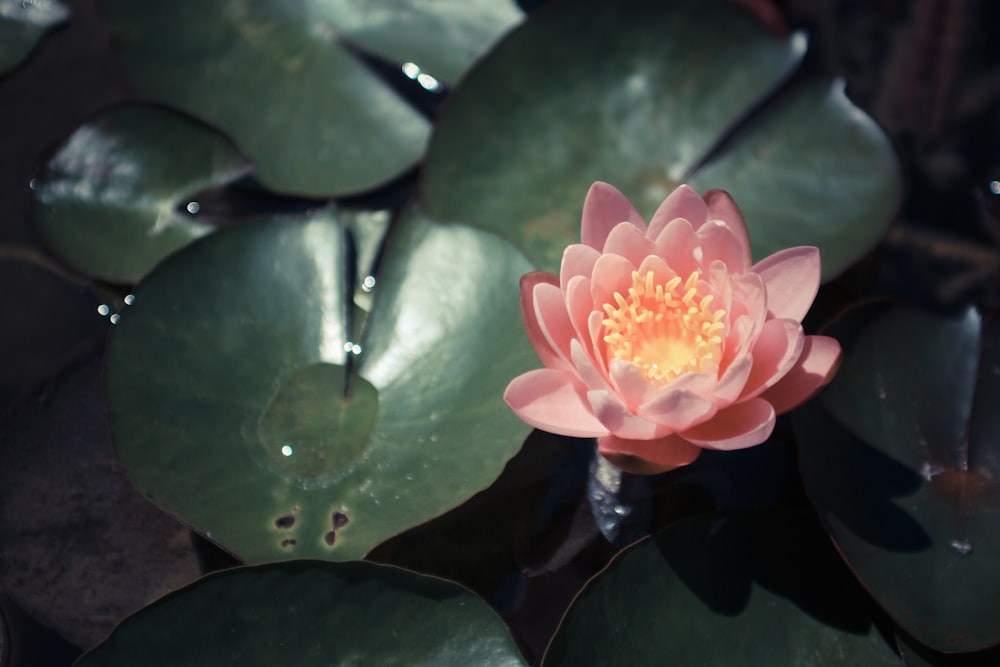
602,270,726,384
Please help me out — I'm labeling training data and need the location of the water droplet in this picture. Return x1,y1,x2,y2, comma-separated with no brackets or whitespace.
281,444,294,457
950,539,973,556
401,62,420,79
343,342,362,355
361,276,376,292
186,201,201,214
28,178,39,190
97,304,110,316
123,293,136,306
417,72,441,92
990,180,1000,195
109,313,120,325
613,504,627,516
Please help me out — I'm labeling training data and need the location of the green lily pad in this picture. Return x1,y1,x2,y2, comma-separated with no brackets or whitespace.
422,0,900,280
33,104,251,284
543,509,900,666
97,0,523,197
0,0,68,75
106,206,536,562
76,560,528,666
796,303,1000,653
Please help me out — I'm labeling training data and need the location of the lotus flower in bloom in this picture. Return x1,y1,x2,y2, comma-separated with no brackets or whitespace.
504,182,841,474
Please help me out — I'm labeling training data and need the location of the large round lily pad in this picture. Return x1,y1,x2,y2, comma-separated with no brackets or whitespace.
796,303,1000,653
97,0,523,196
543,509,900,666
422,0,900,279
0,0,68,75
33,104,251,284
76,560,528,666
106,206,537,562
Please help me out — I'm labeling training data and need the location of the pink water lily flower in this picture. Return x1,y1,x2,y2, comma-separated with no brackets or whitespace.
504,182,841,474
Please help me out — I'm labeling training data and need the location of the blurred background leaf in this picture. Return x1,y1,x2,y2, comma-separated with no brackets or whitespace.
32,104,251,284
96,0,523,196
0,0,68,75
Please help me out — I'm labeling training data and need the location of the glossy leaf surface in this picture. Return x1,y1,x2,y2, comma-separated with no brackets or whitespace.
33,104,251,283
76,560,527,666
97,0,522,196
106,207,536,561
797,303,1000,653
0,0,68,74
544,510,900,666
423,0,900,279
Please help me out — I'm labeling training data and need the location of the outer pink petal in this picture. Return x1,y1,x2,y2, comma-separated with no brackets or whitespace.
652,218,700,278
697,220,750,275
647,184,709,237
560,244,601,290
704,189,752,268
570,339,613,392
738,318,804,400
504,369,609,437
533,281,578,368
599,434,702,474
602,221,657,267
637,385,717,431
680,398,775,450
519,272,569,371
751,246,821,321
588,390,671,440
565,275,595,346
581,181,647,249
760,335,841,414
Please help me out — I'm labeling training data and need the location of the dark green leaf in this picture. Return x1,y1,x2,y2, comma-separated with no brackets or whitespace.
543,509,900,666
0,0,68,74
33,104,251,283
97,0,523,196
76,561,527,667
797,303,1000,653
106,207,537,561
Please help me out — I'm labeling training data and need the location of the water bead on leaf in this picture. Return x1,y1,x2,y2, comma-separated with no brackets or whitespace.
504,182,842,474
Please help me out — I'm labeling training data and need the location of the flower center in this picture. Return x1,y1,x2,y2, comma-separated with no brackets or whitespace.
602,270,726,384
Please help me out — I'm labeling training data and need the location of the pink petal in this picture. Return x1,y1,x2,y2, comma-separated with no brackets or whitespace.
560,244,600,291
565,275,595,346
581,181,647,249
588,390,671,440
709,354,752,405
588,310,610,377
590,253,635,314
519,272,568,371
680,398,775,450
533,281,578,368
647,184,709,237
598,434,702,474
751,246,821,321
697,220,750,275
608,359,656,411
739,319,805,400
504,369,609,437
651,218,700,278
602,221,657,266
760,335,841,414
637,385,717,431
636,254,679,286
571,339,613,392
703,189,752,268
